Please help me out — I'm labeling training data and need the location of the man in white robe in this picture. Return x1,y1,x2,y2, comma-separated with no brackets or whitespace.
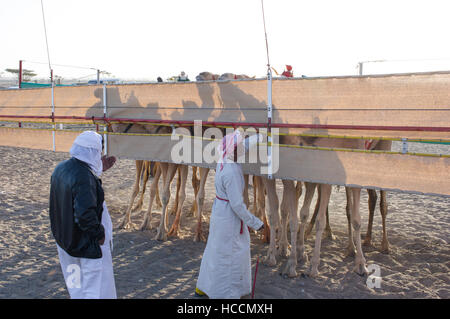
49,131,117,299
196,130,264,299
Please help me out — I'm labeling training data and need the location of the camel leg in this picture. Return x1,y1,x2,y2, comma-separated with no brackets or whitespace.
306,187,333,240
118,160,143,229
350,187,369,276
345,187,357,257
254,176,269,243
281,180,300,277
363,189,377,247
297,182,316,263
139,162,162,230
154,163,178,241
279,182,290,258
262,178,280,267
305,187,319,239
380,190,390,254
152,163,162,209
194,167,210,242
308,184,331,278
170,167,181,216
132,161,150,214
188,166,200,217
168,165,189,238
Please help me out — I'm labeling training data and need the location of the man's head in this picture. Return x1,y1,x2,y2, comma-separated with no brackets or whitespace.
73,131,103,151
70,131,104,177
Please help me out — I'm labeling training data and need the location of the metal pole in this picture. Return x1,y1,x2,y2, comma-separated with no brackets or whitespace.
103,83,108,155
19,60,22,88
267,68,273,179
51,77,55,152
97,69,100,84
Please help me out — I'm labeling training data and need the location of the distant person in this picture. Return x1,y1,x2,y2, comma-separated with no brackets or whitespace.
49,131,117,299
196,130,264,299
177,71,190,82
157,77,163,82
281,65,294,78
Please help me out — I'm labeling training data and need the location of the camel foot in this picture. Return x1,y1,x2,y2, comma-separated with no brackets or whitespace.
154,228,167,241
167,225,179,238
380,240,390,254
307,266,319,278
279,241,289,258
281,258,298,278
353,260,369,276
263,252,277,267
118,217,137,230
345,247,356,258
297,249,308,263
138,217,153,231
323,229,335,241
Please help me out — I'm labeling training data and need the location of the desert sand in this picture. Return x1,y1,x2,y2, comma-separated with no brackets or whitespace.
0,144,448,299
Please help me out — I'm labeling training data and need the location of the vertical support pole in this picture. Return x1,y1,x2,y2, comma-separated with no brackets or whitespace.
19,60,23,88
103,83,108,155
267,68,273,180
51,76,55,152
358,62,364,76
97,69,100,84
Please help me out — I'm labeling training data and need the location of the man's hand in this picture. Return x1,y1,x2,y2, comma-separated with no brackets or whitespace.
257,224,265,232
98,236,105,246
102,155,116,172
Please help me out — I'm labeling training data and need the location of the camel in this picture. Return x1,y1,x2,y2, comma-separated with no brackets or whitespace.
218,73,251,80
261,133,377,278
108,122,190,241
303,140,392,254
195,72,220,81
117,160,162,230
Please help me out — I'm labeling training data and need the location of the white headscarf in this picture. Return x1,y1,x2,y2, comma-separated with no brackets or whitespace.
69,131,103,177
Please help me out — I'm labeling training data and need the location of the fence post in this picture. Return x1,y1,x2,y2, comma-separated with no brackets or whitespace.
103,83,108,155
51,78,55,152
267,68,273,179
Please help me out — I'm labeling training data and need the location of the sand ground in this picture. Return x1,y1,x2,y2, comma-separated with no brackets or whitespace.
0,145,448,299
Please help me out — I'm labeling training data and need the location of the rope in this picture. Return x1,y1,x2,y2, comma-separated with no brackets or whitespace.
40,0,52,78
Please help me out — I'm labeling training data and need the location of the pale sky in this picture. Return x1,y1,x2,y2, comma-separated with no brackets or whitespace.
1,0,450,81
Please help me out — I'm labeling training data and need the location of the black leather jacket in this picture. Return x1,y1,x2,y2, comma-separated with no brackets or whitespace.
49,157,105,259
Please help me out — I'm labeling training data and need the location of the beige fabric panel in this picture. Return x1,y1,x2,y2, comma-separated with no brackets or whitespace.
107,134,450,197
53,85,104,121
272,72,450,127
0,88,52,122
0,128,80,152
274,147,450,197
107,80,268,123
0,128,53,150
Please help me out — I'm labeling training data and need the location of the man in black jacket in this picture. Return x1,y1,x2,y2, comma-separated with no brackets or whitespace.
49,131,117,298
